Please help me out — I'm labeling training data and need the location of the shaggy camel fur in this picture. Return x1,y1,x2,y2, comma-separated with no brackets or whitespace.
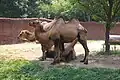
29,20,77,62
17,30,36,42
42,18,89,65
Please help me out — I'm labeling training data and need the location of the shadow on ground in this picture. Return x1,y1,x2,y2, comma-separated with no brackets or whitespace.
28,54,120,69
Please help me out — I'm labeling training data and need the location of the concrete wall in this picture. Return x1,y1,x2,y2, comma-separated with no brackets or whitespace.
0,18,120,44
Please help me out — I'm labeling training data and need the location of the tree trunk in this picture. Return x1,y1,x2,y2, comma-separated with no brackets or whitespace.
87,15,91,22
105,24,110,54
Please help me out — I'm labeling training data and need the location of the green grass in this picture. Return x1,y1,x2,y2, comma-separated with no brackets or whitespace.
0,58,120,80
97,50,120,55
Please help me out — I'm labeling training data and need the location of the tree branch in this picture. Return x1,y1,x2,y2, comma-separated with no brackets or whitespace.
98,0,108,17
112,0,120,21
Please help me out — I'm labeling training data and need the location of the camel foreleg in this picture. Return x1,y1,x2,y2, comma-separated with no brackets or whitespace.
51,39,61,65
39,44,46,61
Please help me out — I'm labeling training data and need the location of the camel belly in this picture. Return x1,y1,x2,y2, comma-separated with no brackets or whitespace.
60,30,78,43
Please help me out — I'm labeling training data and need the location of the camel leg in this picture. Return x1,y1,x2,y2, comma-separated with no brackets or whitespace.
39,45,46,61
66,51,73,63
72,49,77,60
78,39,89,64
59,42,65,59
51,39,61,65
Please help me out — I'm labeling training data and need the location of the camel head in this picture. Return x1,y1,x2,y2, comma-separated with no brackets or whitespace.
29,20,42,28
29,20,48,32
17,30,33,41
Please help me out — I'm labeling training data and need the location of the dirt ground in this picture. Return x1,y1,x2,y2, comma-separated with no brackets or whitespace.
0,40,120,69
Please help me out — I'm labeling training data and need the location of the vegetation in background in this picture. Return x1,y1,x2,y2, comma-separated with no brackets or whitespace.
1,0,120,22
97,50,120,55
79,0,120,53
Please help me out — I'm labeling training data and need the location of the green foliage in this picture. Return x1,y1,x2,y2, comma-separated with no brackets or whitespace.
0,59,120,80
80,0,120,22
98,50,120,55
0,0,23,17
0,0,91,21
0,0,120,21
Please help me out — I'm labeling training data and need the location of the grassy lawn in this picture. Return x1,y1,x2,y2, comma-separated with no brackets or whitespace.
0,56,120,80
97,50,120,55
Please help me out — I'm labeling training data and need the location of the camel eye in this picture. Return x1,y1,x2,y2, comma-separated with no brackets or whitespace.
33,22,35,24
19,34,22,36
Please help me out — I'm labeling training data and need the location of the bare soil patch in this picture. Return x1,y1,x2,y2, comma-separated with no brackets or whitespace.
0,40,120,69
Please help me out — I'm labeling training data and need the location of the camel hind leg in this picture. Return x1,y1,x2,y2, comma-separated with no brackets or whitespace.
77,33,89,64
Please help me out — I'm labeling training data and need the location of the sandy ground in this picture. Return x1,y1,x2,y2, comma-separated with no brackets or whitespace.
1,40,120,69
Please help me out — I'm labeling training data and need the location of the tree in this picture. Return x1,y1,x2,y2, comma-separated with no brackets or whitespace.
39,0,90,21
0,0,48,18
0,0,24,17
80,0,120,53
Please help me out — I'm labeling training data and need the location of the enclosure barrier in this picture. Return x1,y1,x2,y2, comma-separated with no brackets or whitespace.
0,18,120,45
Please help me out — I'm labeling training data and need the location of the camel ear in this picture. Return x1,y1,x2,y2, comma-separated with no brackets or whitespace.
29,21,35,28
25,31,31,35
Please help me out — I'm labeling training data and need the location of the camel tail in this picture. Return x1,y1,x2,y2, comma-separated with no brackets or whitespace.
84,28,87,33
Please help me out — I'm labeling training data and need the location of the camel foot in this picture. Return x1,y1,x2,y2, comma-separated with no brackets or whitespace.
80,59,88,64
51,59,60,65
50,62,57,65
60,57,66,62
72,56,77,60
38,57,45,61
50,61,60,65
84,60,88,65
80,60,84,62
65,60,70,63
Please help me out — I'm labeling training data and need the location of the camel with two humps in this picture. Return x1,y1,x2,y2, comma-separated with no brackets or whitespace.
46,18,89,65
29,20,77,62
29,18,89,65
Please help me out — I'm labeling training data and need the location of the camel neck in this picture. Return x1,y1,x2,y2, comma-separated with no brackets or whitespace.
34,26,48,39
35,26,46,33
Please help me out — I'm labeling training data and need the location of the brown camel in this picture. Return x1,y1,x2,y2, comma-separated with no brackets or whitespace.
29,18,89,65
17,30,36,42
45,38,78,62
29,20,77,62
18,29,76,62
46,18,89,65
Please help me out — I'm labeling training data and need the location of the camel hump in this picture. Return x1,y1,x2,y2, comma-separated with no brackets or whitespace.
51,18,65,28
41,21,48,26
41,21,50,31
69,18,80,24
35,19,42,23
56,18,65,24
